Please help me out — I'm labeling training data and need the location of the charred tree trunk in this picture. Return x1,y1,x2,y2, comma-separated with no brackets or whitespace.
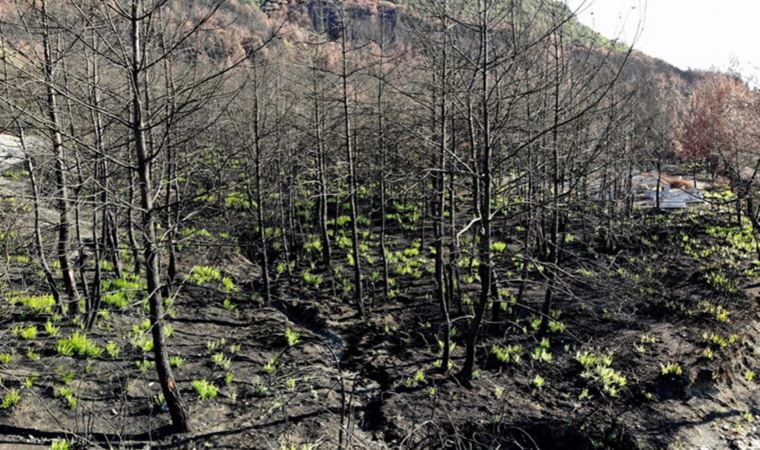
340,7,365,318
130,0,189,432
40,0,79,314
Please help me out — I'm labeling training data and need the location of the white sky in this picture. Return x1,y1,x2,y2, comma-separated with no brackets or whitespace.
563,0,759,83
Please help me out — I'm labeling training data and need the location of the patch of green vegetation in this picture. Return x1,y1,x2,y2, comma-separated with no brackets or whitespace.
703,270,739,294
26,347,40,361
9,293,56,314
207,338,226,352
706,222,756,254
212,352,231,370
336,234,351,250
490,241,507,253
55,367,75,385
9,255,30,265
222,298,236,311
50,440,70,450
180,227,215,240
262,358,276,375
45,320,60,337
698,301,730,323
285,327,301,347
544,318,564,333
153,392,166,410
105,342,120,359
188,265,222,286
170,355,185,368
136,358,155,373
192,379,218,400
532,374,545,390
491,344,522,365
702,332,741,350
224,191,251,209
660,362,683,377
2,169,29,181
304,237,322,253
56,332,102,358
221,276,239,294
23,375,36,388
0,389,21,409
576,350,627,397
13,325,38,341
276,261,294,275
404,369,426,388
102,274,145,309
530,339,553,363
302,270,323,288
56,386,78,410
386,240,428,280
131,333,153,353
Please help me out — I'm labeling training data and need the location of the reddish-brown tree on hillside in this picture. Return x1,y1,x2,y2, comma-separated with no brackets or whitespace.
676,75,746,168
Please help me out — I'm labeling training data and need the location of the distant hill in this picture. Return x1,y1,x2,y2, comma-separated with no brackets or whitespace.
218,0,716,104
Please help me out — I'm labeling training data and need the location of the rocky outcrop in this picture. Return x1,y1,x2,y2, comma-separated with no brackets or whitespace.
260,0,287,14
0,134,26,172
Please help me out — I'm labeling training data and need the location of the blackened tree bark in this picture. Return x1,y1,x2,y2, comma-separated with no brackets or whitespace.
129,0,190,432
40,0,79,314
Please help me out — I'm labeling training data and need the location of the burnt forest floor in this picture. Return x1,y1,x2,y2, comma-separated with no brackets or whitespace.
0,205,759,450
